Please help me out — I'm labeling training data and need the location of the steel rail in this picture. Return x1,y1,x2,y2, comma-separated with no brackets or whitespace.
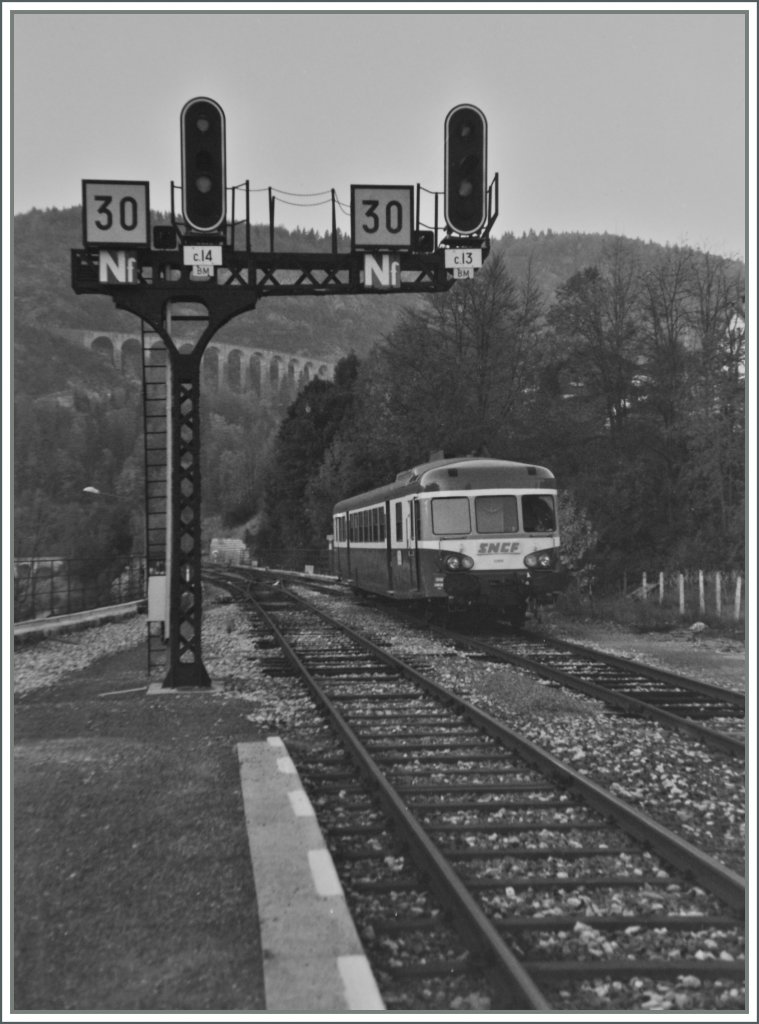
211,567,744,756
518,627,745,707
242,580,552,1012
278,585,745,913
211,572,745,1007
419,621,745,758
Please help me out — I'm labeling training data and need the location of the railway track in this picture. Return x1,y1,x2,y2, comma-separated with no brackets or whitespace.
209,565,744,756
411,620,745,758
211,570,744,1012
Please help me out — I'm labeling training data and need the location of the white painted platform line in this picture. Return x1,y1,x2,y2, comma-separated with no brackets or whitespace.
288,788,315,817
237,738,386,1012
338,954,385,1013
308,848,344,897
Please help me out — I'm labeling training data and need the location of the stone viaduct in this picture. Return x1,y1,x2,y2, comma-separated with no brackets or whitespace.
59,329,336,402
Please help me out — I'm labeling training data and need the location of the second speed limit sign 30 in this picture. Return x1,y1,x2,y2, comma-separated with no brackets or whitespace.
83,180,150,248
351,186,413,250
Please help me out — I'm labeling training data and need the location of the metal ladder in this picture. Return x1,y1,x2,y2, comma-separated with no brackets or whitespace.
141,323,169,674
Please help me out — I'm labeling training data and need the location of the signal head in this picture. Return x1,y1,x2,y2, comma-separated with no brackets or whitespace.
181,97,226,233
445,104,488,235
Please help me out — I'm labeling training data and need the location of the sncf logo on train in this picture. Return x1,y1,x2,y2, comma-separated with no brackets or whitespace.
477,542,521,554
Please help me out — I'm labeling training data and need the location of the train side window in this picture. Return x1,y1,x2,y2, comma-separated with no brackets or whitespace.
395,503,403,542
431,497,471,535
522,495,556,532
475,495,519,533
379,506,386,542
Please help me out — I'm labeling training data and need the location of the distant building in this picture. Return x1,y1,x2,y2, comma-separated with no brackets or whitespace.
209,538,249,565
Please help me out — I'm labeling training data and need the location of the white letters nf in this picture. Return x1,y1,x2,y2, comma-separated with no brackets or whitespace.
98,251,137,284
364,253,401,290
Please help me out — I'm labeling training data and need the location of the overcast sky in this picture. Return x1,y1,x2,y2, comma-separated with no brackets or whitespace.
8,3,752,259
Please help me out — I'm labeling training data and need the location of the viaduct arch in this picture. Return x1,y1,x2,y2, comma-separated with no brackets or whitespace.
58,329,336,402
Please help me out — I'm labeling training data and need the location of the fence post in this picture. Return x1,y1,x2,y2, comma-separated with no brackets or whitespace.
658,572,664,605
679,573,685,616
698,570,705,617
715,571,722,619
735,576,742,622
642,571,648,600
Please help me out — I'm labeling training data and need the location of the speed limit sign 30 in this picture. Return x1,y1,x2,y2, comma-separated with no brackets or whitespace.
351,185,413,251
83,180,150,248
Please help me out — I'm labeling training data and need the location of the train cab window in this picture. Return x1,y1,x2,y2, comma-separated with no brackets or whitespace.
522,494,556,532
334,516,347,543
431,497,471,535
475,495,519,534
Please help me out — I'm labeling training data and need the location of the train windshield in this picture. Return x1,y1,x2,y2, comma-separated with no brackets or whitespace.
475,496,519,533
431,497,471,535
522,494,556,532
431,494,556,536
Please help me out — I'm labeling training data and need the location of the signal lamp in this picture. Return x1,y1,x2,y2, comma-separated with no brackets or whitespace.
181,97,226,233
444,104,488,235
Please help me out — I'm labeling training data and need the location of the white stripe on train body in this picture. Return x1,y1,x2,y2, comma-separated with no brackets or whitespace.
331,456,570,626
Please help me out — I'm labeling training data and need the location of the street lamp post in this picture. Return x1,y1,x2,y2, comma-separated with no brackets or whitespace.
83,487,144,553
83,486,119,499
83,485,147,596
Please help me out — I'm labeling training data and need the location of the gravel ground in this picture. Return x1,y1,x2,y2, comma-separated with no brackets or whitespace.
290,590,747,873
14,594,747,873
12,594,748,1013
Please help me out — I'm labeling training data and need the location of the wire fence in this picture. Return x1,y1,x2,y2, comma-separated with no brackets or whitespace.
621,569,744,623
14,557,147,623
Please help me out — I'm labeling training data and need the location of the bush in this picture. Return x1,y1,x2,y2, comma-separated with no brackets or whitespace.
556,588,678,632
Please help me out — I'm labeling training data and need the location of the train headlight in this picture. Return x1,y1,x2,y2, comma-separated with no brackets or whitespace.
444,553,474,571
524,549,555,569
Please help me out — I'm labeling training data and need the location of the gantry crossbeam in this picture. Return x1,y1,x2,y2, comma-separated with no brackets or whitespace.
71,239,488,687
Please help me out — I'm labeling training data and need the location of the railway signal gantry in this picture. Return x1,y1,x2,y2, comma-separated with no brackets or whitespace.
71,97,499,688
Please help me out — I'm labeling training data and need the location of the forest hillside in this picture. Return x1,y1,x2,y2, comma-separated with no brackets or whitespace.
14,206,745,596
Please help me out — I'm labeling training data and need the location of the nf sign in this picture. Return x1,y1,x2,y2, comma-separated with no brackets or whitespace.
98,250,139,284
352,186,413,250
83,181,150,248
363,253,401,289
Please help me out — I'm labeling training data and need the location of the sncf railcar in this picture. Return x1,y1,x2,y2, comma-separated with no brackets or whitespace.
332,456,568,626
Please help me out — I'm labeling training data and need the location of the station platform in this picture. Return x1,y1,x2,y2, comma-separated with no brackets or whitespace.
13,599,145,642
12,639,384,1015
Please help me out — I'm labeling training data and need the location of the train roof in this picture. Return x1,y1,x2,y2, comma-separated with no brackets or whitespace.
333,457,556,513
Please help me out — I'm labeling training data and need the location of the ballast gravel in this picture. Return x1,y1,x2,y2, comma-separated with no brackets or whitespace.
293,590,746,873
13,597,746,874
13,594,747,1014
